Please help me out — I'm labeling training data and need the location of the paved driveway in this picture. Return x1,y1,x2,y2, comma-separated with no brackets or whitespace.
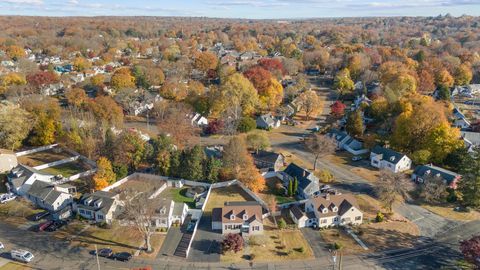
187,215,221,262
300,227,331,259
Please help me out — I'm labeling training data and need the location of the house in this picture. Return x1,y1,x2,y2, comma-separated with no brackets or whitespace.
256,113,281,129
295,193,363,228
251,150,285,172
41,83,64,96
461,131,480,152
327,129,369,156
0,149,18,173
75,191,122,224
353,94,371,110
370,146,412,173
283,163,320,199
190,113,208,127
453,107,471,129
25,181,74,214
289,204,316,228
412,164,461,189
152,200,189,228
212,201,264,235
7,165,58,195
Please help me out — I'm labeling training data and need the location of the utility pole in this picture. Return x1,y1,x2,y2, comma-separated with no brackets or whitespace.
95,244,101,270
330,249,337,270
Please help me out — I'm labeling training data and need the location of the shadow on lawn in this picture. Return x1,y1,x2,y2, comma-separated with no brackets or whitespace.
77,229,140,250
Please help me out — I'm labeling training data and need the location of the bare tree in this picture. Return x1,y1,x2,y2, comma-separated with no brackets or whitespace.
375,170,414,213
420,175,448,204
304,134,337,171
122,189,158,253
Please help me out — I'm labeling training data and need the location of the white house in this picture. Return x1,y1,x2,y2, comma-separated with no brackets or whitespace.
453,107,471,129
75,191,122,224
291,193,363,228
370,146,412,173
7,165,57,195
152,200,189,228
190,113,208,127
256,113,281,130
212,201,264,235
25,181,74,213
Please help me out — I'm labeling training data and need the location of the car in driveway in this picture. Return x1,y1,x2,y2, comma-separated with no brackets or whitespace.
32,211,50,221
0,193,16,204
11,249,34,263
112,252,132,261
96,248,113,258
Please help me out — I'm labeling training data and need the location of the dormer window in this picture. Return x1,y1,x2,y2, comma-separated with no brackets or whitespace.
94,199,102,207
389,156,395,162
230,214,235,220
243,214,248,221
332,206,338,212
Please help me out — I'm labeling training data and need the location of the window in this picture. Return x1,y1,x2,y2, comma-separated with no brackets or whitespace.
79,209,85,214
321,219,327,224
230,215,235,220
97,214,104,220
355,216,362,221
243,214,248,220
333,217,339,222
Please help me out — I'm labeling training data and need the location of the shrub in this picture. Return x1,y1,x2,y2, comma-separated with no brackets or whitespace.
375,211,384,223
221,233,244,253
294,246,305,253
278,218,287,229
333,242,343,250
237,117,256,133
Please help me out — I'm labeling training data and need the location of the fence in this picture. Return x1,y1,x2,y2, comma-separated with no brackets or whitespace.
148,182,168,199
15,144,58,157
102,174,133,191
33,156,80,170
184,184,213,257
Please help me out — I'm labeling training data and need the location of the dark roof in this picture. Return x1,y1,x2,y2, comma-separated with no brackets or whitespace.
311,194,360,218
413,164,460,185
290,205,305,220
252,151,282,168
212,207,222,222
284,163,318,192
78,191,117,215
8,164,54,189
371,146,406,165
27,181,68,206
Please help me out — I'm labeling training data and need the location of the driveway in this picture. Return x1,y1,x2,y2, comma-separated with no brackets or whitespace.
158,226,183,258
300,227,331,259
187,215,221,262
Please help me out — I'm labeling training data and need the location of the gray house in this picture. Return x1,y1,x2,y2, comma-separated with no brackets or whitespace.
75,191,122,224
252,151,285,172
283,163,320,199
256,114,281,129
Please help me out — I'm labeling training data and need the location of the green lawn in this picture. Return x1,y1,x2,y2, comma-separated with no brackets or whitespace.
170,188,196,208
40,162,89,177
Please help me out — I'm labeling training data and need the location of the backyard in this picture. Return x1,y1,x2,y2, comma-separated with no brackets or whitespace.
262,176,296,205
203,184,254,214
170,187,196,208
17,148,73,168
40,161,91,178
221,230,314,262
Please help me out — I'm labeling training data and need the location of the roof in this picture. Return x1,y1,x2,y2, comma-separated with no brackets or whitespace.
310,194,360,218
8,164,54,189
172,201,186,216
290,205,305,220
215,201,263,224
371,146,407,165
78,191,117,215
252,151,282,165
413,164,460,185
284,163,319,194
461,131,480,146
257,113,277,126
27,181,69,206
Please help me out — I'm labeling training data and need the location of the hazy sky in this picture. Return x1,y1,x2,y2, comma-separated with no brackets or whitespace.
1,0,480,18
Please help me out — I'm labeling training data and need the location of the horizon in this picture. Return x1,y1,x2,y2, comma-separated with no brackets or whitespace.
0,0,479,18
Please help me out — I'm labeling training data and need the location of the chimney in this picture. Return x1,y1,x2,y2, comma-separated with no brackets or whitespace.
303,170,306,177
325,193,330,200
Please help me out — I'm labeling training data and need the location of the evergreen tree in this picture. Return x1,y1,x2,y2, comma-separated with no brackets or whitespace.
204,157,222,183
459,150,480,209
169,150,181,178
293,177,298,195
288,180,293,197
182,145,206,181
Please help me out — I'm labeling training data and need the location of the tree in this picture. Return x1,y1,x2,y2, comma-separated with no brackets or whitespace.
24,97,62,146
293,177,298,195
288,179,293,197
156,103,198,148
90,74,105,87
221,233,244,253
92,157,116,190
28,112,57,146
26,71,58,89
1,73,26,94
420,175,448,204
460,235,480,267
111,69,135,90
454,63,473,86
73,57,91,72
346,110,364,137
194,51,218,73
244,66,283,110
123,186,158,253
113,131,146,171
333,68,354,96
375,169,414,213
180,145,206,181
6,45,25,60
86,96,124,126
297,90,322,120
0,102,32,150
237,117,256,133
65,88,88,107
436,68,454,88
204,156,222,183
436,85,451,100
417,67,436,94
278,218,287,229
330,101,347,118
305,134,336,171
258,58,286,77
246,130,270,154
458,150,480,209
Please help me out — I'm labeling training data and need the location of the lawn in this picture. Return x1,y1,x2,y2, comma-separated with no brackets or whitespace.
421,204,480,221
138,234,166,259
221,230,314,263
40,161,90,177
0,198,43,225
65,223,144,254
261,176,296,205
0,263,32,270
204,185,254,213
325,153,379,183
170,187,196,208
320,228,367,255
17,149,73,167
358,221,420,251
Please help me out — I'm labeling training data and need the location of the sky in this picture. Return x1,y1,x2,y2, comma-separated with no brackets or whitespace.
0,0,480,18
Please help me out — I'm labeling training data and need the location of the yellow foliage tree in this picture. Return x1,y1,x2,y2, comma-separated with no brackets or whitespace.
6,45,25,60
259,78,283,111
436,68,454,88
73,57,92,72
111,71,135,90
92,157,116,190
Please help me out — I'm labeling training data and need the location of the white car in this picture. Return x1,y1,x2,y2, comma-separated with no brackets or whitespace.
0,242,4,249
0,193,16,204
11,249,34,263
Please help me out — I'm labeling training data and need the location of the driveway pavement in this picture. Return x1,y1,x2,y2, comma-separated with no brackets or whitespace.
300,227,331,259
187,215,221,262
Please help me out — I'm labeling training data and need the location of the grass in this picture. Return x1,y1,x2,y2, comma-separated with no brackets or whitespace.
0,263,32,270
261,177,296,205
320,228,367,255
137,234,166,259
325,153,379,183
62,222,144,254
40,161,90,177
0,199,43,225
17,149,73,167
170,188,196,208
221,230,314,262
204,185,253,213
358,221,420,251
421,204,480,221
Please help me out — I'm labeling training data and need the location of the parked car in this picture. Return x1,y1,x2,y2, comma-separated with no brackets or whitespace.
32,211,49,221
45,222,58,232
352,155,364,161
37,221,53,232
11,249,34,263
112,252,132,261
0,193,16,204
96,248,113,258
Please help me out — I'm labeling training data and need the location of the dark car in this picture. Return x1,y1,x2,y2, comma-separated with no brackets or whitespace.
96,248,113,258
112,252,132,262
45,223,58,232
32,211,49,221
37,221,53,232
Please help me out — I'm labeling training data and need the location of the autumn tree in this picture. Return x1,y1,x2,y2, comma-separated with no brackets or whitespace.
246,130,271,154
436,68,454,88
305,133,337,171
244,66,283,110
221,233,244,253
0,102,32,150
330,101,347,118
1,73,26,94
194,51,218,73
454,63,473,86
346,110,364,137
26,71,58,89
65,88,88,107
92,157,116,190
460,235,480,268
297,90,322,120
86,96,124,126
419,175,448,204
258,58,285,77
73,57,91,72
375,169,414,213
333,68,355,96
90,74,105,87
22,97,61,146
379,61,417,103
6,45,25,60
112,131,146,171
156,102,198,148
110,68,135,90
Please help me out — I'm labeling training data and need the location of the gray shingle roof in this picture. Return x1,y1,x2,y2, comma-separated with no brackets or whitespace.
371,146,406,165
78,191,116,215
27,181,66,206
413,164,460,185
